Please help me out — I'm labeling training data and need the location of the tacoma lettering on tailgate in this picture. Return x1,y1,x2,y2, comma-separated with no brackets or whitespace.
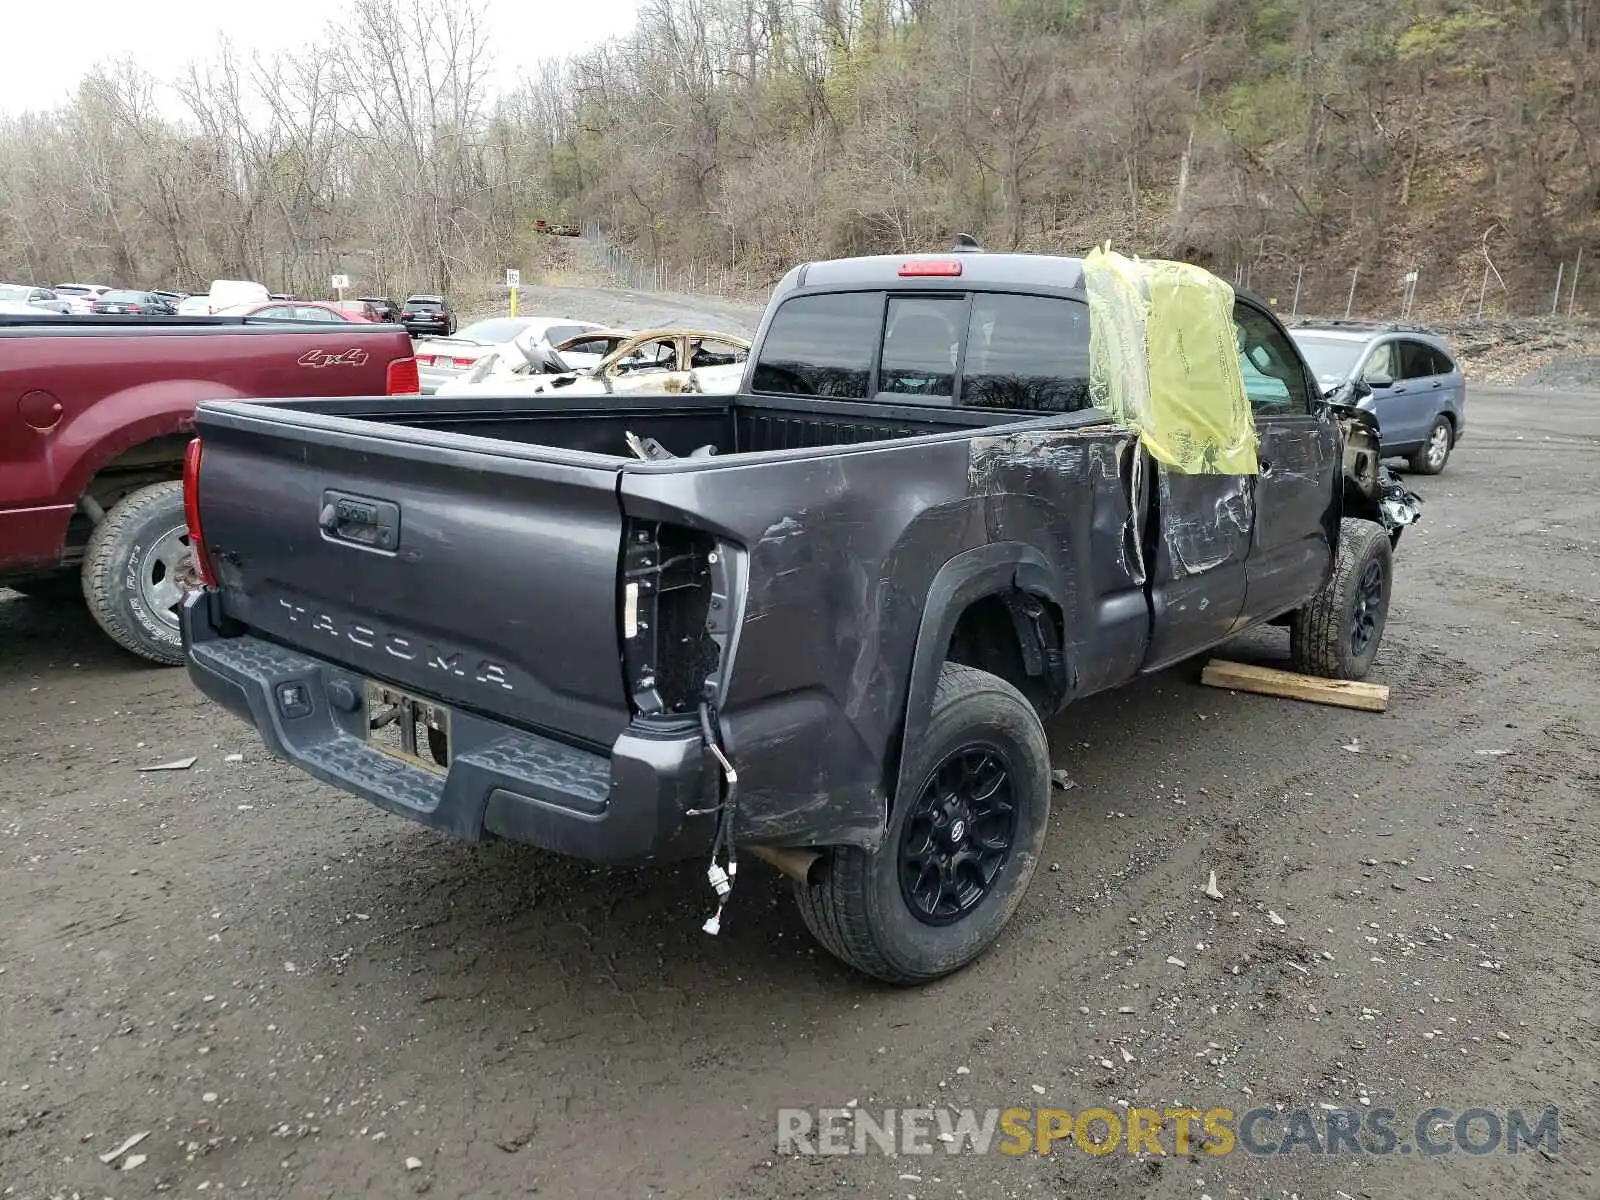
277,598,512,691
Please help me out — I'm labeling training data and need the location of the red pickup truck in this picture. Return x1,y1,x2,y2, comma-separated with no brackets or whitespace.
1,314,418,663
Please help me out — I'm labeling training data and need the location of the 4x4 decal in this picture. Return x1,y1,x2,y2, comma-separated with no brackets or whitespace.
298,348,370,368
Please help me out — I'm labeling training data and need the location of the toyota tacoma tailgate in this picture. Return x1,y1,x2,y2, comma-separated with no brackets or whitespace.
188,401,632,749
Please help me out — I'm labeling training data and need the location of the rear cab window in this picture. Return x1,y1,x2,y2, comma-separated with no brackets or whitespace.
751,291,879,398
751,288,1092,411
961,293,1091,412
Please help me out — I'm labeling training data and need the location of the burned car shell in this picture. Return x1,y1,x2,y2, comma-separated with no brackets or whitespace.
436,328,751,397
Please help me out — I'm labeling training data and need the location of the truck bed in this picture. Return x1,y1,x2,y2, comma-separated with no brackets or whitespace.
186,389,1134,858
226,389,1034,458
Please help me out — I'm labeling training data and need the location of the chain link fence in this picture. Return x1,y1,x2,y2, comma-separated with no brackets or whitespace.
565,223,1592,327
1220,255,1591,325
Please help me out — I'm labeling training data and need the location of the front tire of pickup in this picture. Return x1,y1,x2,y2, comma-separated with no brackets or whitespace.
82,481,192,666
1289,517,1392,681
793,663,1050,985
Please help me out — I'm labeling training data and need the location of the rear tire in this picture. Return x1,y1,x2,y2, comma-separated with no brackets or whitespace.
793,663,1051,985
82,481,192,666
1408,417,1452,474
1289,518,1393,680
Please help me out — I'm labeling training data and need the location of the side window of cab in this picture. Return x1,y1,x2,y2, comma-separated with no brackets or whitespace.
1233,303,1313,415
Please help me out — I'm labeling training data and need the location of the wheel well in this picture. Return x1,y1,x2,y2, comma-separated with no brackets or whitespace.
63,435,188,555
86,435,188,504
943,589,1063,717
1439,410,1458,440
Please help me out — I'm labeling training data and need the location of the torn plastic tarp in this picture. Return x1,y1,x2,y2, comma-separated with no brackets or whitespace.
1083,246,1259,475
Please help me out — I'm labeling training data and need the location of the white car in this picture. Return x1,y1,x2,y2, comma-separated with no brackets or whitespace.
415,316,611,394
0,284,71,314
53,283,112,314
176,295,214,315
205,280,270,312
436,328,752,399
0,298,63,316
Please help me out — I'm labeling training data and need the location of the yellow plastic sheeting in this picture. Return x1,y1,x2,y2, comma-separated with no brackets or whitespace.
1083,246,1259,475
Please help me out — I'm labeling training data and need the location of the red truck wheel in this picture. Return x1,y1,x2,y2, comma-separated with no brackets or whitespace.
81,481,191,666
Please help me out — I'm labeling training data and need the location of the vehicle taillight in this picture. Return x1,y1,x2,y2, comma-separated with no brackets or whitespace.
183,438,218,588
451,357,476,368
386,356,421,395
401,311,414,319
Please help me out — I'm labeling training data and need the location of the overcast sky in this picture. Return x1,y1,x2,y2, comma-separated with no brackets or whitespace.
2,0,644,116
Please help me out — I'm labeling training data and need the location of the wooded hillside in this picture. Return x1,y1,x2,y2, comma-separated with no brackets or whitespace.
2,0,1595,316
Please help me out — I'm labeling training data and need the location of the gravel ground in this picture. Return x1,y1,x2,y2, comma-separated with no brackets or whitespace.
2,386,1597,1200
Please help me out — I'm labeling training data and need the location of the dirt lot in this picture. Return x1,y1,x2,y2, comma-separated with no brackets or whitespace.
2,383,1597,1200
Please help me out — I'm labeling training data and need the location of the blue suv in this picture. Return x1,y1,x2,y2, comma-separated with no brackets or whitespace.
1288,321,1467,474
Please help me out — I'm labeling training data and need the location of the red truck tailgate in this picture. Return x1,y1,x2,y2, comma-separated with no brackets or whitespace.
0,318,417,576
191,400,631,749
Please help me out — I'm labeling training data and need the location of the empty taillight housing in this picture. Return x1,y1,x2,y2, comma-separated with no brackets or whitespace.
620,519,726,716
386,356,421,395
183,437,218,587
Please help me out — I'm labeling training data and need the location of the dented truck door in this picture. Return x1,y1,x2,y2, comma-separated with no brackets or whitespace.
1141,462,1253,671
1231,302,1340,629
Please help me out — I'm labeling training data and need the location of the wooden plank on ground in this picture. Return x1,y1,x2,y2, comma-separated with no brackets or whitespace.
1200,659,1389,713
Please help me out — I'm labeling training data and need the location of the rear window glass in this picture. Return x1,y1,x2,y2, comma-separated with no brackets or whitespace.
959,294,1091,411
102,290,148,303
407,298,444,310
751,291,880,399
541,323,588,345
878,297,963,398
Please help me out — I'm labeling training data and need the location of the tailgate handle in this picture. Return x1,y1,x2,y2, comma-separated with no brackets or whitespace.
319,490,401,552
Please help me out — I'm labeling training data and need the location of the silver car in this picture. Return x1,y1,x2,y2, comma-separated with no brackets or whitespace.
1289,320,1467,475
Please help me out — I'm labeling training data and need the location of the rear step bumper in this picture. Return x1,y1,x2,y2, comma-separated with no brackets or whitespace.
183,594,717,864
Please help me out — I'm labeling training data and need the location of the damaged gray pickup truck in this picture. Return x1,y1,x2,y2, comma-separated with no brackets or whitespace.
181,248,1420,985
